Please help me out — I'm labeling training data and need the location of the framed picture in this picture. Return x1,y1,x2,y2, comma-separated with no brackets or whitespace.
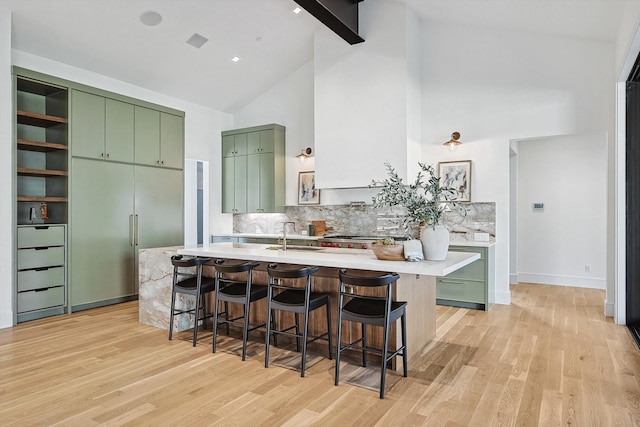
298,171,320,205
438,160,471,202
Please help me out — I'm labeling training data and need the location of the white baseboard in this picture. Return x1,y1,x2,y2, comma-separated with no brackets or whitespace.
517,273,606,289
492,290,512,305
510,274,518,284
604,300,615,317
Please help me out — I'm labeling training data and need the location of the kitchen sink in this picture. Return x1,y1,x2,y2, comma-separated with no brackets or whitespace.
266,245,324,251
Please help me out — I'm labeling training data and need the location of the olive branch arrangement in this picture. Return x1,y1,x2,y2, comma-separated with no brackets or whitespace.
370,162,466,232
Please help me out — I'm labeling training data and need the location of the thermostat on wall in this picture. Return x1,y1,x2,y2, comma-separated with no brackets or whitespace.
533,203,544,212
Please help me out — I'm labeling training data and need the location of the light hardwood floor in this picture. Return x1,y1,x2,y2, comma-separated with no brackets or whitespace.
1,283,639,426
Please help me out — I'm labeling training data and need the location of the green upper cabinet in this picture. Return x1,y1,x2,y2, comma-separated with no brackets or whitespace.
222,155,247,213
71,90,105,159
222,133,247,157
247,130,274,154
134,106,160,166
134,107,183,169
221,124,285,214
247,152,276,213
105,99,134,162
160,113,184,169
71,91,134,163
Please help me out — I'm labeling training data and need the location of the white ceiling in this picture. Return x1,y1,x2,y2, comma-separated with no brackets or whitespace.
0,0,631,113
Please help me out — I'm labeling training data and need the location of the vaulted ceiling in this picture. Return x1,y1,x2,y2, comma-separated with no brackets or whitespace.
0,0,631,113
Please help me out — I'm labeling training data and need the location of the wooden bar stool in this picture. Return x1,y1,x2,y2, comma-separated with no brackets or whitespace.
335,269,407,399
168,255,215,347
212,259,266,361
265,263,333,377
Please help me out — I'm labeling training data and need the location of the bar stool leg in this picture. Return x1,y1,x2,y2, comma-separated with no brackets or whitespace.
401,312,408,377
169,289,176,340
326,296,333,360
361,323,367,367
265,284,273,368
294,313,301,352
334,290,345,386
300,304,310,377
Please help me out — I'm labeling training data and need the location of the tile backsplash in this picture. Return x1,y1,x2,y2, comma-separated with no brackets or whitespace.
233,202,496,240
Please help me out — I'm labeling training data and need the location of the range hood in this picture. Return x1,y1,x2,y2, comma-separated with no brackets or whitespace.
294,0,365,45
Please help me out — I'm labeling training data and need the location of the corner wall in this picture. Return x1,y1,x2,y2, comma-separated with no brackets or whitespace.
0,7,13,328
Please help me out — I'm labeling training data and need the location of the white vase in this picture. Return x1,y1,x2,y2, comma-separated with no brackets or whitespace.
420,225,450,261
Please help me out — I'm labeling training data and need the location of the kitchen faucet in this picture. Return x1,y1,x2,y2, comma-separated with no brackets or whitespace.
282,221,296,251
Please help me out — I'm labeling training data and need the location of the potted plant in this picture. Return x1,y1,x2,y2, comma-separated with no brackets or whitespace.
370,162,464,260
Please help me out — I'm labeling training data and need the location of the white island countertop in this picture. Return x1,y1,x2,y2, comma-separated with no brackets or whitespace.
179,242,480,276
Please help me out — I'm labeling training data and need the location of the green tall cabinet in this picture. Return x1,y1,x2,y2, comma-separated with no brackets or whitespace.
13,67,185,321
222,124,285,213
70,88,184,310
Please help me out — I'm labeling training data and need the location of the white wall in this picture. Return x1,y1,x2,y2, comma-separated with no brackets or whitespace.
420,22,614,305
517,133,607,289
0,7,13,328
231,16,616,308
233,60,316,208
0,49,232,328
314,0,418,189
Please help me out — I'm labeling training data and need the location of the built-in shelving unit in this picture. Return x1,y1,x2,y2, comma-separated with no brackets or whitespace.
15,73,70,323
15,76,69,225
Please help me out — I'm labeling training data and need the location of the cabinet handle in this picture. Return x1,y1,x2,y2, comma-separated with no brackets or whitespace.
34,226,50,230
160,160,164,165
439,279,465,285
135,214,140,246
101,153,105,158
35,267,50,271
130,214,135,246
106,153,111,158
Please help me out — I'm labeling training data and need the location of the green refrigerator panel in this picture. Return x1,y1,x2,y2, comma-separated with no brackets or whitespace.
70,158,135,307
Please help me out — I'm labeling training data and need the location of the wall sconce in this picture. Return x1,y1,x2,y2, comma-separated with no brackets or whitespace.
296,147,313,163
443,132,462,152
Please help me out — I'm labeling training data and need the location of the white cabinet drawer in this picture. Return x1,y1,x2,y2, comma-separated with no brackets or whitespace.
17,247,65,270
17,266,64,292
17,226,65,248
17,286,65,313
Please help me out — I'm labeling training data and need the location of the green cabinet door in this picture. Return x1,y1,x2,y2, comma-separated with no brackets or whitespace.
71,90,105,159
222,155,247,213
160,113,183,169
105,99,134,163
222,156,235,213
247,152,275,212
70,158,135,307
134,106,160,166
247,130,274,154
134,165,184,250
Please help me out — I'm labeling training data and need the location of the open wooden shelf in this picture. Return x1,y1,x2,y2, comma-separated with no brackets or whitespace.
17,168,68,177
17,110,68,127
17,196,68,203
17,139,68,152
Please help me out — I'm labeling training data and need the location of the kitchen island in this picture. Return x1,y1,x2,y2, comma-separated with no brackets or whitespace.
140,242,479,366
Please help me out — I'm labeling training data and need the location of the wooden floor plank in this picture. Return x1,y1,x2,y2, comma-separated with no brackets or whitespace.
1,283,639,426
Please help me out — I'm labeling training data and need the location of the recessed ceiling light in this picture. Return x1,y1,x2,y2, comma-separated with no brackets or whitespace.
140,10,162,26
186,33,209,49
292,6,302,14
232,56,240,62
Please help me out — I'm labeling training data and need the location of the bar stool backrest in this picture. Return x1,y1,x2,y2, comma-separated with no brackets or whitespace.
267,264,319,279
338,269,400,288
214,259,260,274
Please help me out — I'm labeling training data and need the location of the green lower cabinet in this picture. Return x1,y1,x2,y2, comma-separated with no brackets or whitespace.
436,245,493,311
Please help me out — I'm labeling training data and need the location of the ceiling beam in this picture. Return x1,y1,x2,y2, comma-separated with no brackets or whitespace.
294,0,365,45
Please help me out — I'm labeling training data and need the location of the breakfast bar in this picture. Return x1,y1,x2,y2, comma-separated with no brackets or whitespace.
139,242,479,365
